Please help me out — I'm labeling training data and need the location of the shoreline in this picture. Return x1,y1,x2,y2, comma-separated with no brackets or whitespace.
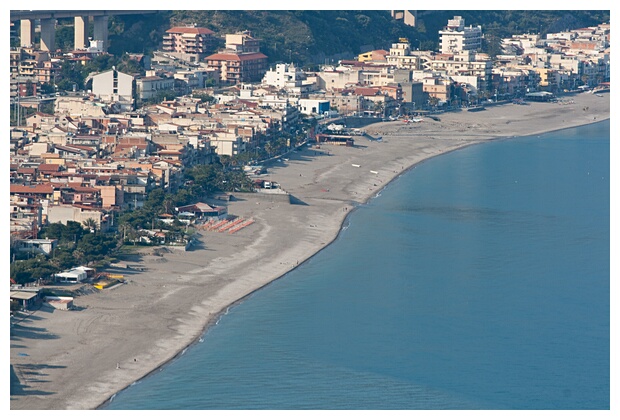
10,92,610,410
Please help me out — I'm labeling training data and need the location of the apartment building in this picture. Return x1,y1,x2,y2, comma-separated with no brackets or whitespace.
262,63,307,90
91,68,135,111
225,31,261,53
386,39,421,70
162,26,217,62
315,66,361,91
205,51,268,84
135,74,175,101
204,31,268,85
439,16,482,54
430,51,492,92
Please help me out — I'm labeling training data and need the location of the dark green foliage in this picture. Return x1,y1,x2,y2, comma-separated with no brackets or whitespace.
48,10,608,65
74,233,117,264
107,12,173,55
140,89,177,106
10,221,120,284
192,92,215,103
55,25,75,51
87,10,609,64
40,101,55,115
40,221,88,243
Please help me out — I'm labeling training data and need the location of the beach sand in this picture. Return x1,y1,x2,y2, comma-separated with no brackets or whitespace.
9,92,610,410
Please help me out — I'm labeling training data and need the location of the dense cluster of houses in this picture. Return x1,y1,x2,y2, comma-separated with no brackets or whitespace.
9,15,611,257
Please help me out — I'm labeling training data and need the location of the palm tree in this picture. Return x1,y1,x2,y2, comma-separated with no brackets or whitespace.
83,217,98,233
264,141,275,158
162,196,175,215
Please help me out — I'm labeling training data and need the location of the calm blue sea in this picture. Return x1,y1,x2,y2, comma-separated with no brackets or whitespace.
105,120,610,410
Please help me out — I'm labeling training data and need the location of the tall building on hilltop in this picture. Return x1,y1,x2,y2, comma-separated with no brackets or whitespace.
439,16,482,54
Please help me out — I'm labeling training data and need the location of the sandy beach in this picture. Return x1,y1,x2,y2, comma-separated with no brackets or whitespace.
9,91,610,410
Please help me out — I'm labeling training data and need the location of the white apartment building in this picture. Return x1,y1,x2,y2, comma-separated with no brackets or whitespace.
206,130,245,156
135,75,175,101
316,66,361,91
501,34,541,55
386,39,421,70
439,16,482,54
262,63,306,89
55,97,108,118
91,68,135,110
298,98,330,115
430,50,492,92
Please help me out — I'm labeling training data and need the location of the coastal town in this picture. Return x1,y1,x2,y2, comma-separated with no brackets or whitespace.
9,10,611,410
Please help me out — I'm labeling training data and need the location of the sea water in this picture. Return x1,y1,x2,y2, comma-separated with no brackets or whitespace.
105,120,610,410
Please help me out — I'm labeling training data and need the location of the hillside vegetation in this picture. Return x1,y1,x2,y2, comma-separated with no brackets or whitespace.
101,10,609,64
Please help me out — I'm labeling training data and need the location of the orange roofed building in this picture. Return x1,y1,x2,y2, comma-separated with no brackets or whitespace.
205,52,269,84
162,25,217,62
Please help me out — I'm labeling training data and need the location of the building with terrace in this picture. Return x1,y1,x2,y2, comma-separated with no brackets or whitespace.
162,25,217,63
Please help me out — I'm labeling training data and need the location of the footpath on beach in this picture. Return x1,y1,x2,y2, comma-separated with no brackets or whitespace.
9,91,610,410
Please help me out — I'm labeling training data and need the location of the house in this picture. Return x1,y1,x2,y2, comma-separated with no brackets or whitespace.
136,74,175,101
10,183,56,201
14,238,58,256
10,289,41,311
46,203,109,232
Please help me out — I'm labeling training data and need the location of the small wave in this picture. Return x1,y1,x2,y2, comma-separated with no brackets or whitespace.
130,381,141,387
109,393,116,402
181,348,187,355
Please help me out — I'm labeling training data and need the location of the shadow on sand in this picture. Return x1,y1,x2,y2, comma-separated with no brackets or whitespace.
10,363,64,396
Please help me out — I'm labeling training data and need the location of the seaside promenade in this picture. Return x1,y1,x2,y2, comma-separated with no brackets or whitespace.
9,91,610,410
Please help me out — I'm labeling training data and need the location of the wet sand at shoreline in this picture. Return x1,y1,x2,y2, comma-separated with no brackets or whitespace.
9,92,610,410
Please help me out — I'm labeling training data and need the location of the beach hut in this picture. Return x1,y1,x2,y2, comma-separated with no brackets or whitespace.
10,290,41,310
44,296,74,310
54,267,89,283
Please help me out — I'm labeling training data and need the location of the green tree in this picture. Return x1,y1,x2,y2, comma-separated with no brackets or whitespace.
10,261,34,284
193,93,215,103
50,247,77,270
75,233,117,265
55,25,75,51
57,61,85,91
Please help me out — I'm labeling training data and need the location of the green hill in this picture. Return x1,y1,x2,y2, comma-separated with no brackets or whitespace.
103,10,609,65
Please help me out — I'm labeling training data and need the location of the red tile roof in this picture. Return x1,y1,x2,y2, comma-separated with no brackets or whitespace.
166,26,215,35
38,163,61,172
10,184,55,194
206,52,268,62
